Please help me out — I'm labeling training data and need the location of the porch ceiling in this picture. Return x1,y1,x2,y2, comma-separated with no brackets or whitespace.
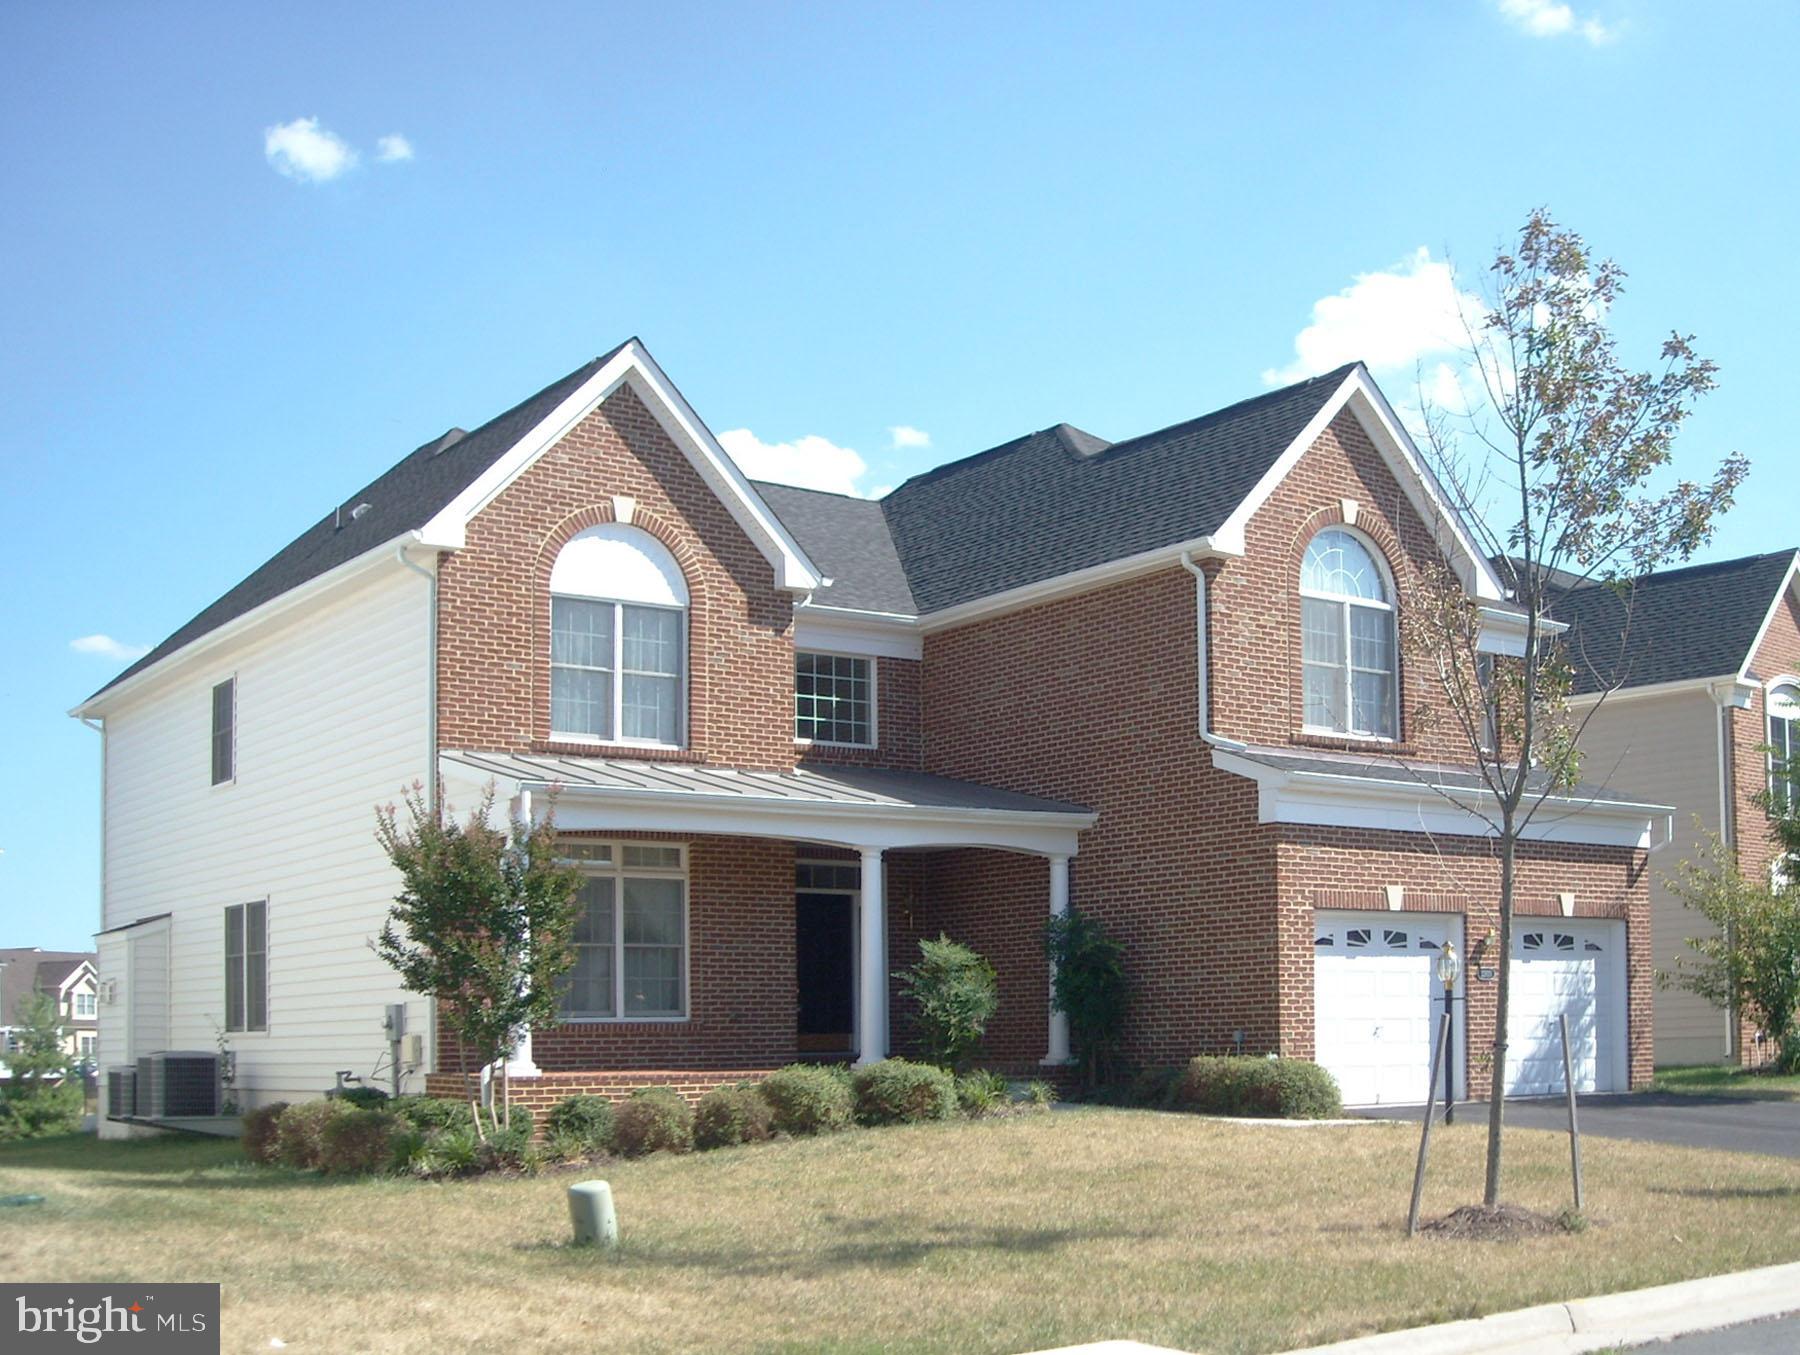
440,751,1095,856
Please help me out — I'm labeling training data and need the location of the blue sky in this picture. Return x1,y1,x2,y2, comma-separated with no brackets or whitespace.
2,2,1794,948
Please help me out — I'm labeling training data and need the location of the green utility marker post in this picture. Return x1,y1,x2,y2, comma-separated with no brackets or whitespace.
568,1180,619,1248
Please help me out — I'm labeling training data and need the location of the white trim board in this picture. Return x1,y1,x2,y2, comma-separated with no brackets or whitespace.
1735,551,1800,684
416,340,823,593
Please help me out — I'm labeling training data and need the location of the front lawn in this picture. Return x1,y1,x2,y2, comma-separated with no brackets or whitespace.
2,1110,1797,1354
1652,1063,1800,1100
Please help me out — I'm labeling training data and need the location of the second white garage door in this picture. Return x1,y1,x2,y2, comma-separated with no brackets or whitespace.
1314,912,1461,1106
1504,919,1628,1096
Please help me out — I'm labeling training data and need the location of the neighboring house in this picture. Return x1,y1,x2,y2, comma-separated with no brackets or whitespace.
74,338,1667,1133
1550,549,1800,1067
0,948,99,1076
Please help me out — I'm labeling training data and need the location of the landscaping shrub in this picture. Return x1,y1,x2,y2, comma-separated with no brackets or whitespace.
1125,1065,1182,1110
612,1087,694,1157
543,1096,615,1156
955,1070,1008,1118
477,1120,535,1173
1022,1080,1056,1109
319,1109,405,1175
1172,1056,1342,1120
694,1084,774,1150
274,1099,353,1170
388,1094,472,1133
853,1059,957,1125
756,1064,854,1136
335,1085,391,1110
1044,907,1129,1088
896,935,998,1070
240,1101,290,1165
416,1124,480,1177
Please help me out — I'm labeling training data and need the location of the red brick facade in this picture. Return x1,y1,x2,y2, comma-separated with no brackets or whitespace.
427,385,1654,1096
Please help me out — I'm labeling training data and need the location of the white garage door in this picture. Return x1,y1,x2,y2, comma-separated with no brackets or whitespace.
1314,913,1460,1106
1505,920,1628,1096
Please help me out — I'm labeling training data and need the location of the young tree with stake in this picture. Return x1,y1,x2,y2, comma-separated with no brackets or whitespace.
1404,209,1746,1206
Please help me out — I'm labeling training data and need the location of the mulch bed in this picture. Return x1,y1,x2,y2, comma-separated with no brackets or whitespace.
1419,1203,1582,1240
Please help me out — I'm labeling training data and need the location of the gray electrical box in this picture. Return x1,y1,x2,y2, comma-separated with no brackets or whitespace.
383,1003,407,1038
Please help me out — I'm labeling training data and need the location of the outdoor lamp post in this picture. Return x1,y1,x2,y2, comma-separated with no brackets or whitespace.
1435,941,1460,1123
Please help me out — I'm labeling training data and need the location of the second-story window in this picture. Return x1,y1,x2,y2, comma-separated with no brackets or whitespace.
211,677,236,784
795,652,874,746
1769,682,1800,807
549,524,688,747
1300,528,1397,739
74,991,96,1018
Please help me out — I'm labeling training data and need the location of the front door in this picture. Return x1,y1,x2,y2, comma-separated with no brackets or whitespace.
795,890,856,1053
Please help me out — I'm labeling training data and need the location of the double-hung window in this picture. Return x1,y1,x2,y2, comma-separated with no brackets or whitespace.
1769,683,1800,808
211,677,236,784
74,991,96,1018
556,842,687,1020
548,524,688,746
795,652,874,746
1300,528,1397,739
224,900,268,1033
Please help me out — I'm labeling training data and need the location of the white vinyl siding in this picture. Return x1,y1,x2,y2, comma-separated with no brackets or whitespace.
556,842,687,1020
96,566,432,1129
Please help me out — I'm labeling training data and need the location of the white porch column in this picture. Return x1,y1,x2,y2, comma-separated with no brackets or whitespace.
856,846,888,1065
1043,854,1073,1066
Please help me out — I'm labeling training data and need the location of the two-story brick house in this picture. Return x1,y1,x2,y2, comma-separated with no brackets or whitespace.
76,339,1663,1132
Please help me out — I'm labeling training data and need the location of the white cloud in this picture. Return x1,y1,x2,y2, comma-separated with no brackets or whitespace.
887,425,931,451
375,134,414,163
264,117,358,183
718,429,869,497
71,634,150,662
1497,0,1613,44
1262,247,1486,388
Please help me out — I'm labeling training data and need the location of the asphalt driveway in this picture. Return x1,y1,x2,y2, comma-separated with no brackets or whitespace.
1360,1092,1800,1158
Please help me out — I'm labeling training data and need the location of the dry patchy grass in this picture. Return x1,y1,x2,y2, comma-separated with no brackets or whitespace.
1,1108,1796,1355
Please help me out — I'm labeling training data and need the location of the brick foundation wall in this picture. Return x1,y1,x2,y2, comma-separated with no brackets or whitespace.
424,1068,781,1112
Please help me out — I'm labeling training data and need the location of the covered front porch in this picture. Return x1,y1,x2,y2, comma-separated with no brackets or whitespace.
436,752,1095,1090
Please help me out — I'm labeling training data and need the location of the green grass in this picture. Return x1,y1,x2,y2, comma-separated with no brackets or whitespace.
1652,1063,1800,1100
1,1110,1797,1354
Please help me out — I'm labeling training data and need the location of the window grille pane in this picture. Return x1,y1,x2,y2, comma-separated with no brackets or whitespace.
1349,605,1393,670
796,861,859,890
623,946,681,1015
621,674,678,742
558,942,615,1018
1352,670,1395,737
795,652,871,744
623,878,683,945
557,841,615,864
211,679,235,784
550,598,614,669
1300,599,1343,666
1301,530,1386,601
621,606,680,676
552,666,612,738
571,877,616,944
246,901,268,1031
622,844,682,870
1303,663,1342,729
224,905,246,1033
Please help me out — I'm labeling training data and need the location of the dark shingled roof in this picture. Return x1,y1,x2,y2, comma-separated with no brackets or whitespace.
751,483,917,615
87,341,634,702
876,363,1357,613
1549,551,1797,695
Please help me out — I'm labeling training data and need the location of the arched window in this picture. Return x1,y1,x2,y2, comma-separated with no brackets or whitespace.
1299,527,1396,738
1769,682,1800,807
549,524,687,746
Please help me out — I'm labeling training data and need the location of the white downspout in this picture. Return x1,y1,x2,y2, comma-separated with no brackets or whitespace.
79,716,106,931
395,541,439,804
1179,551,1245,752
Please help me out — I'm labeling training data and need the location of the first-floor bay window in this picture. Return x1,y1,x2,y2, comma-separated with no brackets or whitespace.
557,842,687,1019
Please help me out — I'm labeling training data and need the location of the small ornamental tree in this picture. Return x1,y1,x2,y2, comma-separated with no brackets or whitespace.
374,781,583,1138
1404,209,1747,1205
0,990,84,1140
896,936,998,1071
1044,907,1128,1089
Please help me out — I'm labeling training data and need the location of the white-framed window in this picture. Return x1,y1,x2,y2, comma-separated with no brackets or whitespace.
78,1034,95,1059
556,841,688,1020
549,524,688,746
224,900,269,1033
1300,527,1397,739
211,677,236,784
1768,682,1800,808
73,991,96,1018
3,1031,18,1054
795,652,875,747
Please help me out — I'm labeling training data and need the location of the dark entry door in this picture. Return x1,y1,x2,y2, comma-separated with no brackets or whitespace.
795,891,855,1053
